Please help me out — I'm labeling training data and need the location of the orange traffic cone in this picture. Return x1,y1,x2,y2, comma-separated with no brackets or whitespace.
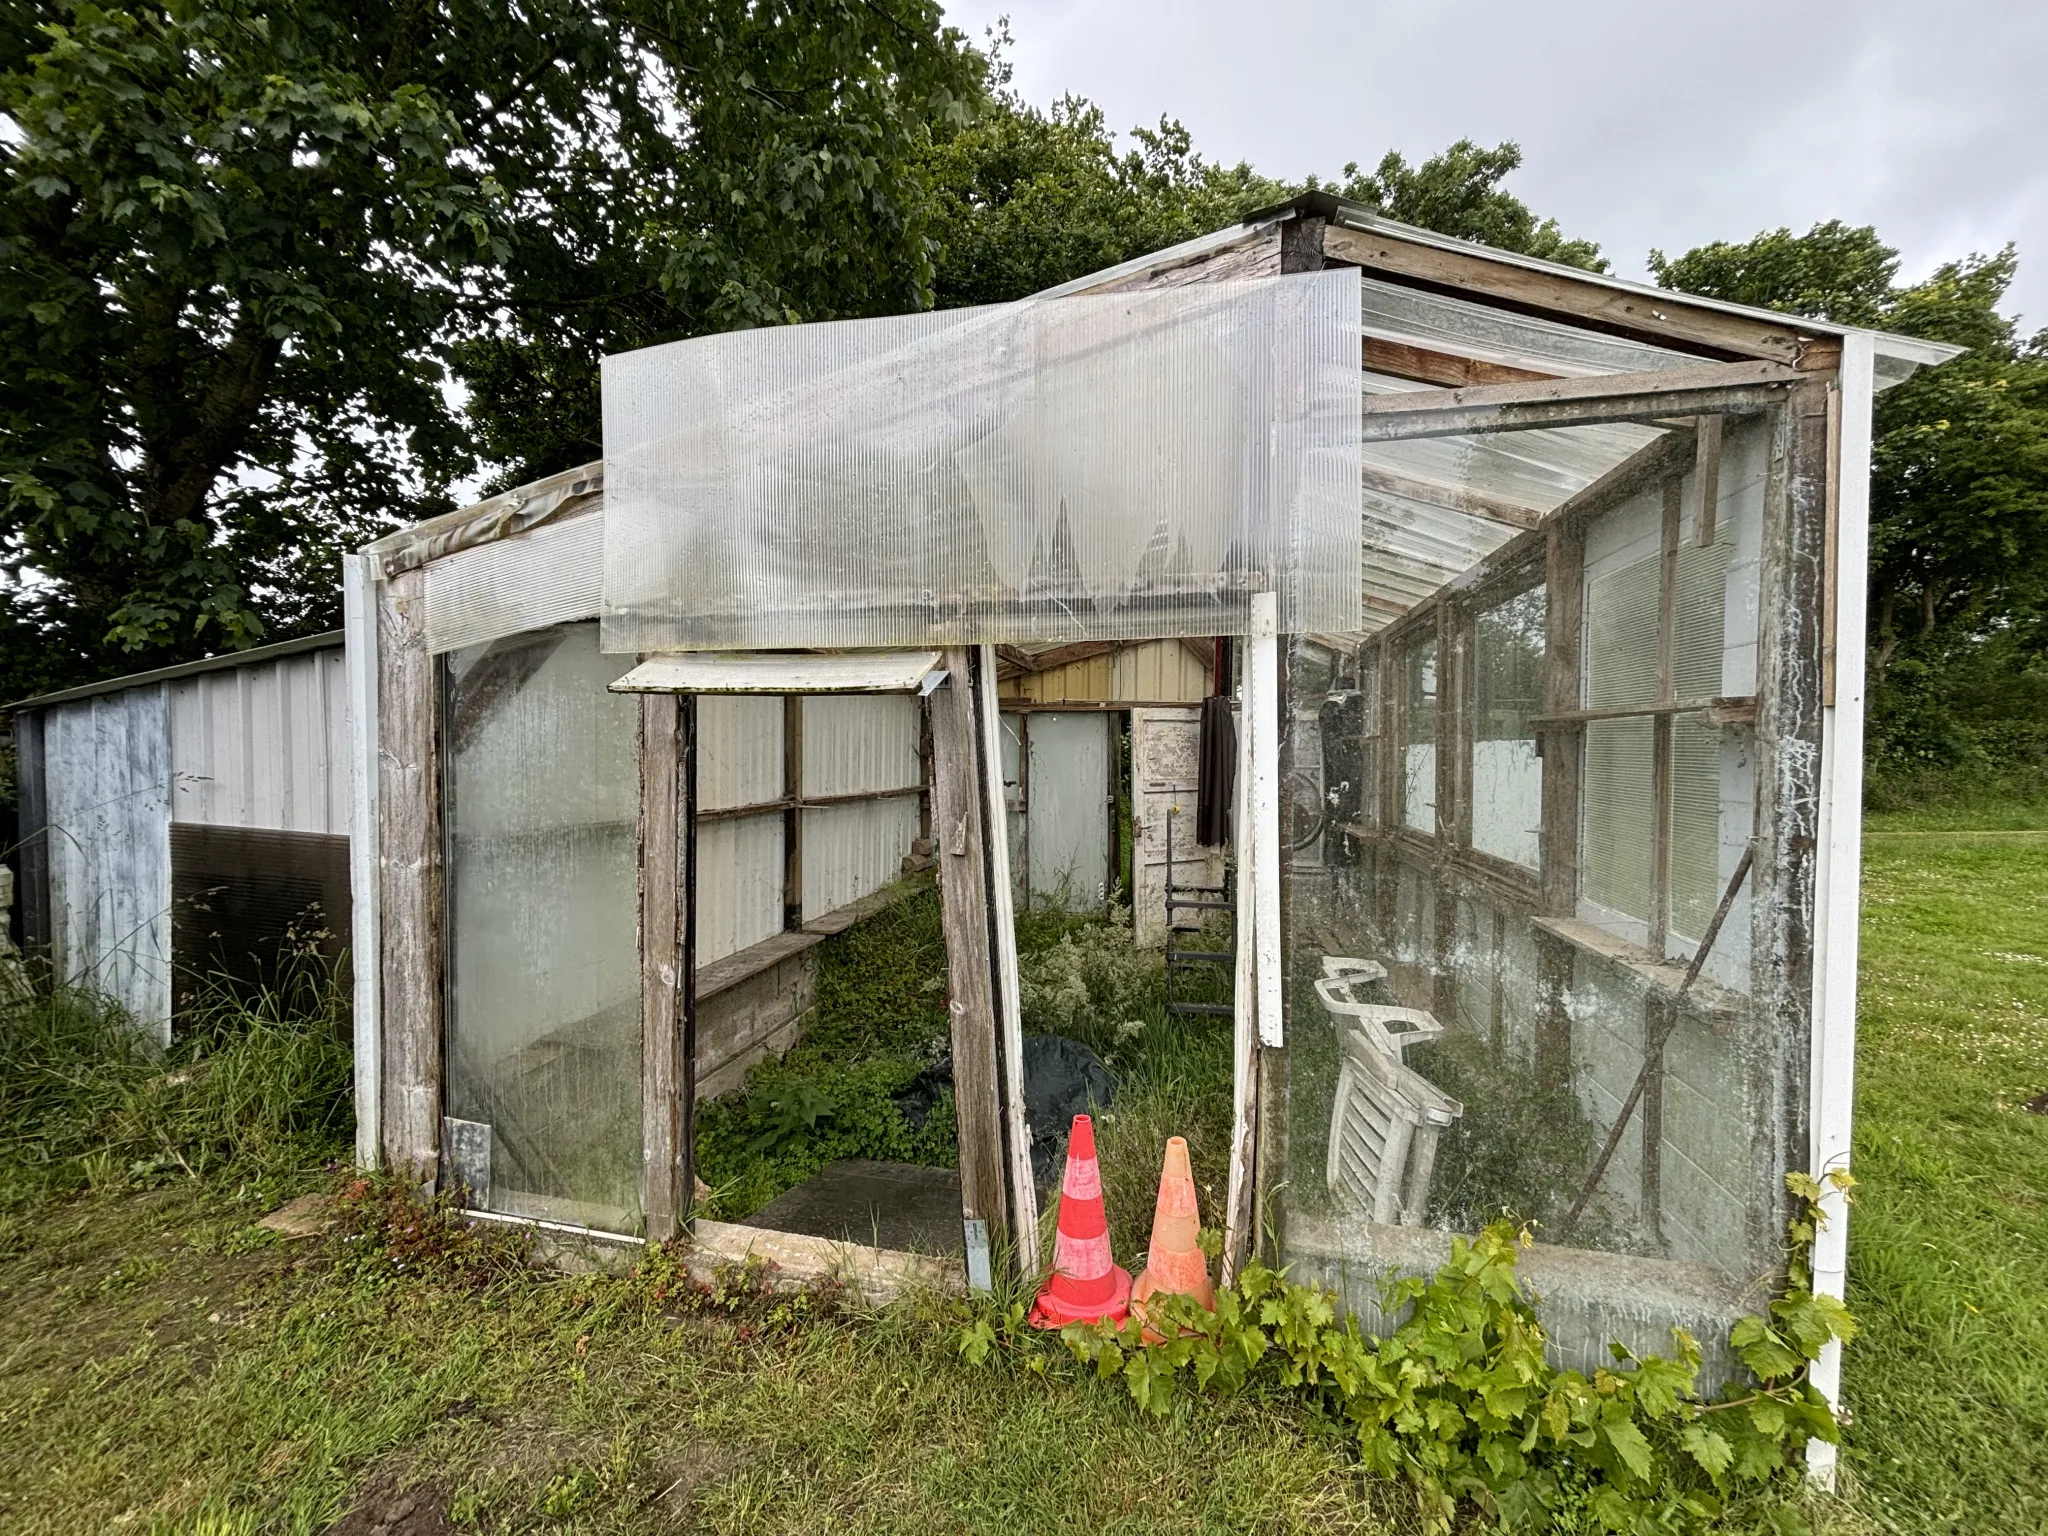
1029,1114,1131,1329
1130,1136,1215,1341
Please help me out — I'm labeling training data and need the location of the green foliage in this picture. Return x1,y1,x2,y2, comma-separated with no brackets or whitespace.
0,959,353,1210
963,1180,1856,1534
921,77,1287,307
1316,139,1607,271
1014,900,1162,1055
691,883,957,1219
0,0,983,698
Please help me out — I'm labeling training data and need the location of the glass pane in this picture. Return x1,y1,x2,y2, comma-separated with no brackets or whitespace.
443,623,642,1232
1471,585,1544,868
1401,639,1437,835
1274,411,1788,1388
1582,715,1656,931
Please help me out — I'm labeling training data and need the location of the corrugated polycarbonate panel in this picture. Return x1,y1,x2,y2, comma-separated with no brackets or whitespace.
425,511,603,655
1360,277,1699,379
601,270,1362,651
169,647,349,833
801,694,920,797
802,797,921,920
1472,586,1544,869
1582,715,1656,925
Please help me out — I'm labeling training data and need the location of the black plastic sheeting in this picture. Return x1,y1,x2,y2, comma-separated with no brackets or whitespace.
893,1033,1116,1191
1196,694,1235,846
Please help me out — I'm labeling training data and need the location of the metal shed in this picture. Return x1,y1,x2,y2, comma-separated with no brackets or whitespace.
338,193,1952,1470
8,632,352,1043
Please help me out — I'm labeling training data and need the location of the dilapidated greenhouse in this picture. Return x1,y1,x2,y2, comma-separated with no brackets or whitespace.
336,192,1955,1443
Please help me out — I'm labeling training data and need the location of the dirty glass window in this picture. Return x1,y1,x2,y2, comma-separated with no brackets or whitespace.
442,622,642,1232
1271,411,1782,1393
1471,584,1545,869
1400,638,1437,835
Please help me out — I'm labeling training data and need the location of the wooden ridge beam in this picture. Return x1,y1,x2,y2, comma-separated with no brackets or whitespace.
1324,223,1810,364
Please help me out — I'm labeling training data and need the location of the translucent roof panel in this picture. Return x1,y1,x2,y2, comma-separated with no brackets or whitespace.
1361,276,1704,379
1353,374,1670,629
601,269,1362,653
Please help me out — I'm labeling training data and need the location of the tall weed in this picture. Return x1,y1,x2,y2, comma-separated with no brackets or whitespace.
0,958,353,1210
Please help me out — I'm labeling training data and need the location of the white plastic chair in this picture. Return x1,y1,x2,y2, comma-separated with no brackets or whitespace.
1315,954,1463,1226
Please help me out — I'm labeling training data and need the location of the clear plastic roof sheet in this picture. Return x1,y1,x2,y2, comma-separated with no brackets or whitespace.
601,270,1362,652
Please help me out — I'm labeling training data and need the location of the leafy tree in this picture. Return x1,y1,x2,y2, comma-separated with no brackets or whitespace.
921,85,1287,308
0,0,980,699
1653,223,2048,798
1319,139,1606,271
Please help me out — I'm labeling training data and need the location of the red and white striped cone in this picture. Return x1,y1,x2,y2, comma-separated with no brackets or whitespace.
1029,1114,1131,1328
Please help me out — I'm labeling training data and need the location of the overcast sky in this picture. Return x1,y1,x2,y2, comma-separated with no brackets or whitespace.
942,0,2048,335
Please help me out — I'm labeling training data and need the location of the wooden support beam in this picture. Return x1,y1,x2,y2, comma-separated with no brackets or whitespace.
1545,426,1698,535
1649,476,1682,956
1359,360,1797,442
1362,336,1559,389
1323,222,1809,363
1533,517,1585,1095
1360,462,1543,530
929,647,1008,1244
639,692,691,1240
376,567,441,1186
1693,414,1724,547
782,694,804,930
1749,382,1831,1273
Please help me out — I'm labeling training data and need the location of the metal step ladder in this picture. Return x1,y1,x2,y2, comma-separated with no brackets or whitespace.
1163,805,1235,1019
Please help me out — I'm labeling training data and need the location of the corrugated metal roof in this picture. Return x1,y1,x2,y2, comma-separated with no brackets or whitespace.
5,630,345,715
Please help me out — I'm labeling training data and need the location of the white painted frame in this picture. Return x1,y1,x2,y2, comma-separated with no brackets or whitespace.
343,552,383,1169
1805,333,1875,1483
1223,592,1282,1279
976,644,1039,1269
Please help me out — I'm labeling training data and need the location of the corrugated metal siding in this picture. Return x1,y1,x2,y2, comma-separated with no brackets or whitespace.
44,687,173,1039
169,646,348,833
802,695,919,795
699,694,784,810
1109,640,1211,703
696,813,784,962
799,695,921,920
803,798,921,919
999,641,1209,704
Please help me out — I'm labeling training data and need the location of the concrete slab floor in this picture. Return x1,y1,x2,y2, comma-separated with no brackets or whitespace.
746,1159,964,1255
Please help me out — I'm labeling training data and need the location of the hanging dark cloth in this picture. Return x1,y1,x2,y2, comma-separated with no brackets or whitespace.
1196,694,1235,847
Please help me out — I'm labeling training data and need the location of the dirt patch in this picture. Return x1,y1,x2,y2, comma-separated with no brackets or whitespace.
651,1442,738,1517
257,1191,335,1238
324,1474,463,1536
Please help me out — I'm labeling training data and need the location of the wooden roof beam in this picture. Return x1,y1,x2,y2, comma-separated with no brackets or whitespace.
1324,223,1811,365
1359,463,1544,531
1359,360,1796,442
1362,336,1559,389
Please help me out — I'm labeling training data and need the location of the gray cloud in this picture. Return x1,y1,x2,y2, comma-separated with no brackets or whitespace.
945,0,2048,333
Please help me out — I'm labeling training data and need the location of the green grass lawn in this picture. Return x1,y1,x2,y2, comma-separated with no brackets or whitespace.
1838,814,2048,1531
2,814,2043,1533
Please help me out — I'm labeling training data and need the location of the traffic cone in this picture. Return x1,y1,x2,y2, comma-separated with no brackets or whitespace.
1029,1114,1131,1328
1130,1136,1215,1342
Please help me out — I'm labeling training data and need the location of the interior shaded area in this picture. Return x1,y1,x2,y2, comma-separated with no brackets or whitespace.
749,1159,966,1255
